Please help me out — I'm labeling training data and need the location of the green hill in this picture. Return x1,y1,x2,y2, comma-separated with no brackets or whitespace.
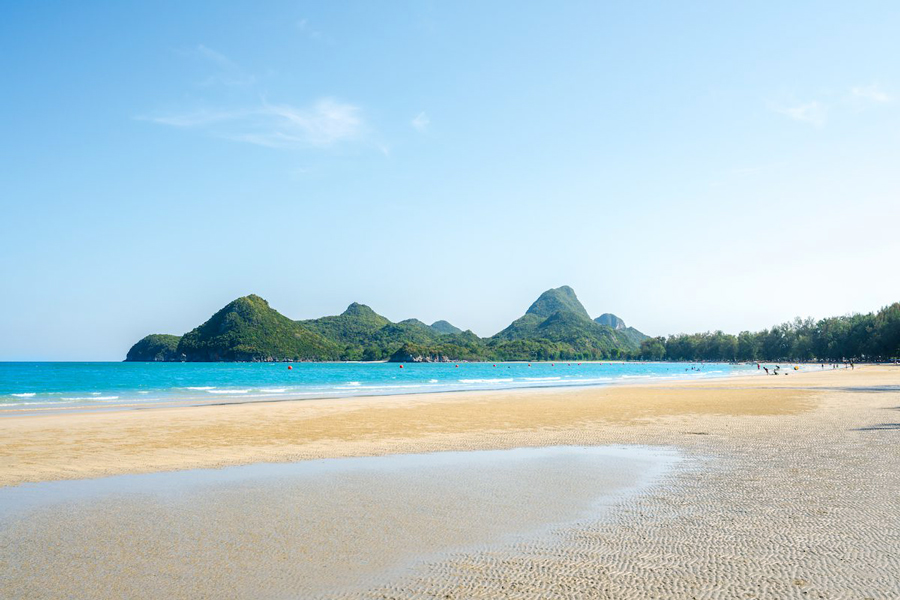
595,313,625,329
175,295,340,361
525,285,591,319
299,305,449,360
126,287,647,362
301,303,391,345
594,313,649,348
489,287,647,360
430,320,463,335
125,334,181,362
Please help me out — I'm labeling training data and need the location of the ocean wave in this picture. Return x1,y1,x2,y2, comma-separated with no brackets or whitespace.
186,386,216,390
523,377,561,381
335,384,427,391
61,396,120,401
346,381,361,386
259,388,287,393
11,393,36,397
459,378,513,384
429,379,439,383
206,389,250,395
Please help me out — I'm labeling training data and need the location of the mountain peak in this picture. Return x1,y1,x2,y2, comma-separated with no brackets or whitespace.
431,320,463,335
341,302,378,318
398,318,428,328
525,286,590,320
595,313,626,330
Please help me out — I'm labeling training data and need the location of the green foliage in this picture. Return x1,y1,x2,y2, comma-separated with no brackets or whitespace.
490,290,648,360
176,295,341,361
430,320,463,335
638,303,900,362
389,338,490,362
595,313,625,329
125,334,181,362
524,285,591,320
126,287,653,363
301,303,391,345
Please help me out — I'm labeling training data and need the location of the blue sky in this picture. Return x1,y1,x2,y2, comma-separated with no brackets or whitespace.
2,1,899,360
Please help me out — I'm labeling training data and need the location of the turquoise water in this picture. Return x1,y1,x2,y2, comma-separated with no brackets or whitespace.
0,361,793,412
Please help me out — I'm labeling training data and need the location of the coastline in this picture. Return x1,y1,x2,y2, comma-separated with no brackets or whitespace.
0,360,778,414
3,365,899,598
0,365,885,488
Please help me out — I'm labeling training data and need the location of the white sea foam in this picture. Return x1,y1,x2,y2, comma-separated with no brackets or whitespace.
11,393,36,398
459,378,513,384
346,382,361,386
62,396,119,401
429,379,439,383
259,388,287,394
524,377,561,381
206,389,250,395
186,386,216,391
138,391,150,394
336,384,426,391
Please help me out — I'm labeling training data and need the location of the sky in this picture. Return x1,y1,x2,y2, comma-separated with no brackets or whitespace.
1,1,899,360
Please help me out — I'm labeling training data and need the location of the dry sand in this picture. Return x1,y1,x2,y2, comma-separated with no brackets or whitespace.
0,370,823,487
1,365,899,598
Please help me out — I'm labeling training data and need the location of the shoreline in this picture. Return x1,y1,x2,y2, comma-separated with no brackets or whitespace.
3,365,899,597
0,361,824,417
0,365,882,488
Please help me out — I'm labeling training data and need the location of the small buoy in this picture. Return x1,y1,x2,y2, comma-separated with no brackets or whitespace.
287,365,292,370
528,363,531,367
493,364,496,367
455,364,459,368
399,364,404,368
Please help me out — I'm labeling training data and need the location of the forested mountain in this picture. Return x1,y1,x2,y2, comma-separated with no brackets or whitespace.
595,313,625,329
125,287,648,362
430,320,463,335
487,286,647,360
636,303,900,362
125,334,181,362
175,295,341,361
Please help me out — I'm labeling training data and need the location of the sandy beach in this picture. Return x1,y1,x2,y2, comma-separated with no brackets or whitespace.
2,366,899,598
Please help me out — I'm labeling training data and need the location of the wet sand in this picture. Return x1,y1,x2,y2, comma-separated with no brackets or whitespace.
0,446,677,599
1,366,899,598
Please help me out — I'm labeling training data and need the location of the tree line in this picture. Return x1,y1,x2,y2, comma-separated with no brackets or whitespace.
637,302,900,362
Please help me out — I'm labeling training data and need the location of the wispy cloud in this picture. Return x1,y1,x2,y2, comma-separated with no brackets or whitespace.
139,98,364,149
188,44,255,87
296,18,326,42
771,101,827,127
411,111,430,132
142,108,245,128
851,84,890,103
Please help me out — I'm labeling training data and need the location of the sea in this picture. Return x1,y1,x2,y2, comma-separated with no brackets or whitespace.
0,360,812,414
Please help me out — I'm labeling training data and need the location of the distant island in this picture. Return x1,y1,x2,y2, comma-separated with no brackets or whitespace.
126,286,647,362
127,285,900,363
